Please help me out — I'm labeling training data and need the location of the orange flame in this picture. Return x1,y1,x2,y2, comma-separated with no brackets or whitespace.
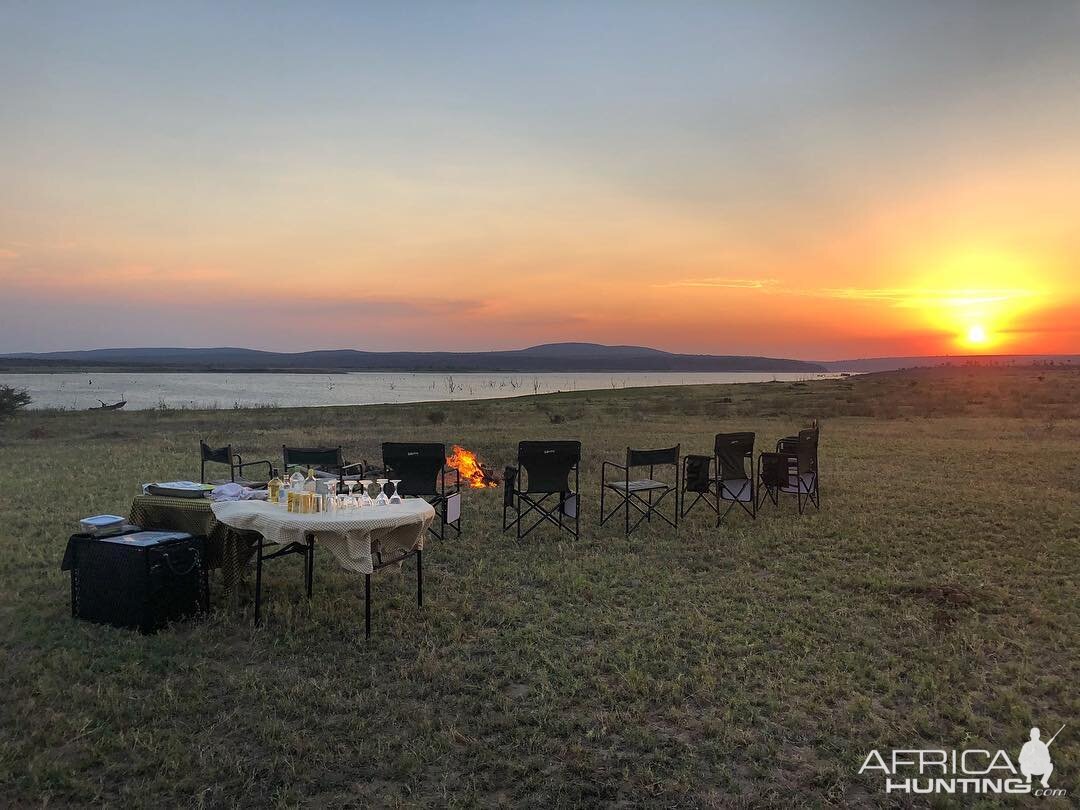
446,444,497,488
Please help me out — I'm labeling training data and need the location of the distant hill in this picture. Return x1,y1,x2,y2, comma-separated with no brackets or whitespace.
0,343,827,373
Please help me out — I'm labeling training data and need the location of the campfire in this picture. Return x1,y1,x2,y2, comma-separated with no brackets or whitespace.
446,444,499,488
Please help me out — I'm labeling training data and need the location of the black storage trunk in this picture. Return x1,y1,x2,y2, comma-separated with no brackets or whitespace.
63,530,207,633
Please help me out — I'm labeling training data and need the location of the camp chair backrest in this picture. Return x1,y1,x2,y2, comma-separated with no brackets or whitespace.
796,428,818,475
201,442,232,465
518,441,581,494
382,442,445,496
683,454,712,493
283,446,344,473
759,452,789,488
714,432,754,480
626,445,679,468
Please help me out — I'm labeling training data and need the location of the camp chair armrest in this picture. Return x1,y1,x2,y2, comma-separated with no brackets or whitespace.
235,458,275,477
341,461,366,474
442,465,461,493
601,460,628,485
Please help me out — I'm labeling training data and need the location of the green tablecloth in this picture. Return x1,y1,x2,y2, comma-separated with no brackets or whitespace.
129,494,260,597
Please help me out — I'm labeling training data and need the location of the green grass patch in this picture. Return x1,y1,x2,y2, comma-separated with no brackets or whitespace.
0,367,1077,805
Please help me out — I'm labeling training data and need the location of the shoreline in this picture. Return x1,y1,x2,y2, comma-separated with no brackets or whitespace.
5,370,845,412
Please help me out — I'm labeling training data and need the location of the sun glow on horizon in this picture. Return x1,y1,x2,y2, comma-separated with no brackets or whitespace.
965,323,989,347
899,250,1046,354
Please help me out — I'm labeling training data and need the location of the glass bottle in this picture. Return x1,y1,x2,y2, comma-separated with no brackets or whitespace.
304,467,317,493
289,469,305,492
267,475,282,503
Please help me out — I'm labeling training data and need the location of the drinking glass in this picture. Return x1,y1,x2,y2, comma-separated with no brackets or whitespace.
375,478,389,506
360,480,374,508
389,479,402,504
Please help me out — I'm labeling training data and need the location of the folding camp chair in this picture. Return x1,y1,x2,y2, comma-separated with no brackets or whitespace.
758,427,819,514
382,442,461,542
200,440,274,485
281,445,367,490
601,445,680,536
680,432,756,524
503,441,581,540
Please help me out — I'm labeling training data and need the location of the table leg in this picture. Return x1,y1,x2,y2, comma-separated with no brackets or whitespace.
364,573,371,639
254,539,264,626
305,536,314,598
416,549,423,608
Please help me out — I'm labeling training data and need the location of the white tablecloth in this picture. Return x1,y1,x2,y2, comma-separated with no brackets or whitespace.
211,498,435,575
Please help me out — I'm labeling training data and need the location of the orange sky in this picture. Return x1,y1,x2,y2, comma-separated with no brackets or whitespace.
1,3,1078,359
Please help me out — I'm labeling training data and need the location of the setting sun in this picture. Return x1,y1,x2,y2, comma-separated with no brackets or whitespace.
966,324,988,346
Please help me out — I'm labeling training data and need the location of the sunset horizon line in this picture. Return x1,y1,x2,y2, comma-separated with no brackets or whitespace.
5,341,1079,366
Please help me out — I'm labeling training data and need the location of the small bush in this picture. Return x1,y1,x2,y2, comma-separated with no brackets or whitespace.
427,410,447,425
0,385,31,421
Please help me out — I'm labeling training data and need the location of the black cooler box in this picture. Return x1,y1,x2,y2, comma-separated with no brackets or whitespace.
62,530,207,633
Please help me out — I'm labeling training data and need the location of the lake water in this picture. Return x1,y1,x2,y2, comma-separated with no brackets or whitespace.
3,371,844,411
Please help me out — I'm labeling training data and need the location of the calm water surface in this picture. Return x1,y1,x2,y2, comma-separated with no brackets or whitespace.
4,371,843,410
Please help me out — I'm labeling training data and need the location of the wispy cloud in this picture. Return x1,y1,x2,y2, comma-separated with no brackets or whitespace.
814,287,1038,308
0,248,18,260
652,276,1039,309
654,277,778,289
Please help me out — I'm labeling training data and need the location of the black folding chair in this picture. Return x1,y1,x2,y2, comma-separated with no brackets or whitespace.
758,426,819,514
282,445,366,489
601,445,680,536
382,442,461,541
503,441,581,540
200,440,274,485
681,432,756,524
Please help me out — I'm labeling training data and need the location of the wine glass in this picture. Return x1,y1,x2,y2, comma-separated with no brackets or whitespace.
389,479,402,504
360,480,374,508
375,478,389,506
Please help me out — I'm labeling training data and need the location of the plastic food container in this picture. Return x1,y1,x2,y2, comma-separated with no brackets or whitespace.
79,515,127,536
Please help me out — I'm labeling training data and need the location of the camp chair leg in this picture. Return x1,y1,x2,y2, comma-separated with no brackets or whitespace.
364,573,371,639
416,549,423,608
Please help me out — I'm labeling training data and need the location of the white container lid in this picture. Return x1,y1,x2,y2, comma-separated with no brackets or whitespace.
80,514,125,528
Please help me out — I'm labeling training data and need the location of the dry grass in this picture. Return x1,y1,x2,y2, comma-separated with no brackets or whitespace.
0,366,1077,807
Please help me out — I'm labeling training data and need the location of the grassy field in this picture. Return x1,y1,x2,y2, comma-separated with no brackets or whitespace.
0,366,1077,807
